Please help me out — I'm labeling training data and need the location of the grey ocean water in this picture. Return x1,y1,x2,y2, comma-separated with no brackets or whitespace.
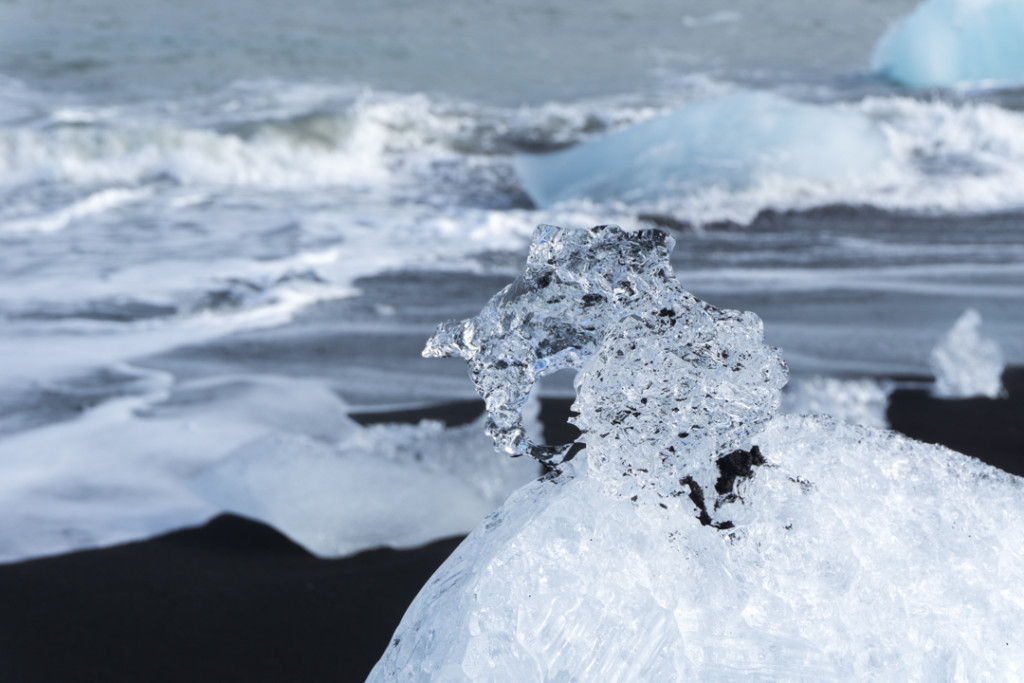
1,0,1023,561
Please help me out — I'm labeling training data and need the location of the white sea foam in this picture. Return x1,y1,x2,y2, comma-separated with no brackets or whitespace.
5,82,1024,226
1,186,153,234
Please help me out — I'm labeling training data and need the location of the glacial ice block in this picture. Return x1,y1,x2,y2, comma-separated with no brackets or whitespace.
373,224,1024,681
514,92,887,208
930,307,1005,398
872,0,1024,88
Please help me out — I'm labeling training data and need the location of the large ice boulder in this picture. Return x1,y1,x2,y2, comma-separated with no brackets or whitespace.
514,92,887,208
930,307,1006,398
872,0,1024,88
372,416,1024,680
372,225,1024,680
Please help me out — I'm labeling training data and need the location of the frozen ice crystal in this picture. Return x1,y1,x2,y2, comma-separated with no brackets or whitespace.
424,223,787,500
373,224,1024,682
930,308,1005,399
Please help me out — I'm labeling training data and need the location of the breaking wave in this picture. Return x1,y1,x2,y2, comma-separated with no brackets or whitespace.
4,78,1024,226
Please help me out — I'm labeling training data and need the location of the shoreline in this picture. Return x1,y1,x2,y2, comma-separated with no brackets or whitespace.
2,367,1021,682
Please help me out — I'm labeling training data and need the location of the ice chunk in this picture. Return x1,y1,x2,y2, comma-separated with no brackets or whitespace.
872,0,1024,88
371,415,1024,681
192,433,502,558
514,92,888,208
782,376,893,428
374,225,1024,680
0,372,358,563
930,307,1005,398
344,400,542,509
425,223,787,499
192,408,540,558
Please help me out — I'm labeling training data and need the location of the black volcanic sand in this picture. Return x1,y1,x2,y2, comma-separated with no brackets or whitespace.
887,367,1024,478
0,515,462,683
1,374,1021,682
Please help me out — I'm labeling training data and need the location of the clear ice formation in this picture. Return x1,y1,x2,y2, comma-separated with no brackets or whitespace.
872,0,1024,88
930,308,1005,399
514,92,887,208
373,225,1024,681
424,223,787,500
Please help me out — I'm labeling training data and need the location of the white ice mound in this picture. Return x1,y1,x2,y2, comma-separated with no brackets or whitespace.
782,376,893,428
930,308,1005,399
872,0,1024,88
372,416,1024,681
514,92,887,208
374,225,1024,680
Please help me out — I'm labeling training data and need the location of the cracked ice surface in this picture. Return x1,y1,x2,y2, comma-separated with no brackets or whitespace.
424,224,787,500
375,225,1024,681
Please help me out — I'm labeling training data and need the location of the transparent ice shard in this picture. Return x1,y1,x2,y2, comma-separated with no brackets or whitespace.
424,223,787,500
930,308,1005,399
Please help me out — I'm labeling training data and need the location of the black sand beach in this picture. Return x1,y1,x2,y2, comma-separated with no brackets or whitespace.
0,516,462,683
2,372,1021,682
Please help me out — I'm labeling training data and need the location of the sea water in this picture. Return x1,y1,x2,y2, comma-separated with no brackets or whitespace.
1,0,1023,562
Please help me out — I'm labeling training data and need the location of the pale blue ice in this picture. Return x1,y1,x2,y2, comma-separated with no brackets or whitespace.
514,91,887,208
872,0,1024,88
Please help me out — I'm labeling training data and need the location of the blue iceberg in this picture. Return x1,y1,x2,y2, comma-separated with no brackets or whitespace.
514,91,888,208
872,0,1024,88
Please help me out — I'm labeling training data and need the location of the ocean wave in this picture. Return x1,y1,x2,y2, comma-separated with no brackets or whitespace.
5,78,1024,230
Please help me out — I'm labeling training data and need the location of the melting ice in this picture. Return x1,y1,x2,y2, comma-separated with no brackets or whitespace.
514,92,888,209
782,376,893,429
930,308,1006,399
872,0,1024,88
373,225,1024,681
